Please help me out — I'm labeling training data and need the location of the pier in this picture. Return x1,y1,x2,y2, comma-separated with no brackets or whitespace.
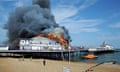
0,48,87,59
0,47,115,59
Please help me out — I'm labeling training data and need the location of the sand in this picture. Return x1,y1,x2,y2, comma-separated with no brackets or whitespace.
0,58,120,72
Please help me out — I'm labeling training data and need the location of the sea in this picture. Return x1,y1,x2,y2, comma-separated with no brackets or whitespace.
70,49,120,64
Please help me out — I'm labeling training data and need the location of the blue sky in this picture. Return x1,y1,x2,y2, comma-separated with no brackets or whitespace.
0,0,120,48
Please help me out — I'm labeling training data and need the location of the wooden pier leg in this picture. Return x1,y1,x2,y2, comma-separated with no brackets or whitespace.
19,55,24,61
68,50,71,65
30,56,32,61
61,52,64,60
22,55,24,61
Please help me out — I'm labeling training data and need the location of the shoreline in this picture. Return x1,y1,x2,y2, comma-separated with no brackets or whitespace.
0,57,120,72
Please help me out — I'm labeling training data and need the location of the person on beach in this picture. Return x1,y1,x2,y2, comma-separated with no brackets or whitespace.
43,59,46,66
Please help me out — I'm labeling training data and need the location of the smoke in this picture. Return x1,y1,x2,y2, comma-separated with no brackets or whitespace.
5,0,71,49
32,0,50,9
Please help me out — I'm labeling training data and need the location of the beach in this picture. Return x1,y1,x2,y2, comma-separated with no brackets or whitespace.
0,58,120,72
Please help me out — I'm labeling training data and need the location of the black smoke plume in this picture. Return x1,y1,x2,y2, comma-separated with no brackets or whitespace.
5,0,71,49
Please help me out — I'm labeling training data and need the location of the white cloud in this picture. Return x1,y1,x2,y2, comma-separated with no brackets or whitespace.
60,19,102,33
14,0,32,7
15,0,24,7
53,5,78,23
110,22,120,28
52,0,99,33
80,28,99,32
52,0,98,23
0,11,8,24
101,36,120,41
79,0,97,10
0,27,8,43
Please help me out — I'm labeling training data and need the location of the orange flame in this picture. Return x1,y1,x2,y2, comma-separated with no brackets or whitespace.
37,34,46,37
37,33,69,49
48,33,56,39
57,35,68,45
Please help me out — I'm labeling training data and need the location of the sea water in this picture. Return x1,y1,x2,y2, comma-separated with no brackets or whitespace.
70,50,120,64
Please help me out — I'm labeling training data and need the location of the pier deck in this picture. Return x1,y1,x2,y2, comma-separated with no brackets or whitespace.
0,49,87,53
0,49,85,59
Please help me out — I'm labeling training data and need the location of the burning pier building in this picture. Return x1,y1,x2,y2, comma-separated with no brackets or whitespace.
5,0,71,50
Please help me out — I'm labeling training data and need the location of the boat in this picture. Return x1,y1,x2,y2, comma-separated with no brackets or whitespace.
94,41,114,54
82,53,98,59
96,41,114,52
87,41,114,55
99,41,114,50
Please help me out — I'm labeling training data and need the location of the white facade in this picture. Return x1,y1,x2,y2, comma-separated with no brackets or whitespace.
0,46,9,50
19,36,64,50
88,48,97,51
102,45,114,50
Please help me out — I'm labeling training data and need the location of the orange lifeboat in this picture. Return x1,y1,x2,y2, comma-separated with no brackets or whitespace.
83,54,98,59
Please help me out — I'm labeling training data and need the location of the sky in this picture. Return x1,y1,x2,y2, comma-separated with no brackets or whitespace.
0,0,120,48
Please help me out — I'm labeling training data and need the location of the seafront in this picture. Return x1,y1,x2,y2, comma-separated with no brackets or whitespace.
0,58,120,72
